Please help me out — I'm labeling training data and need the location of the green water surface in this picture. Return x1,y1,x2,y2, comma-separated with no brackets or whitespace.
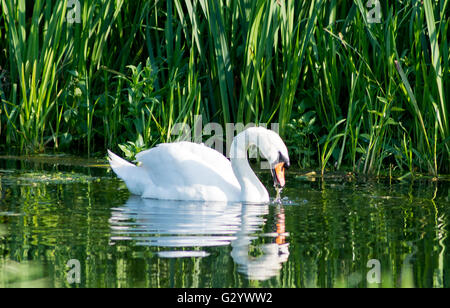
0,156,449,288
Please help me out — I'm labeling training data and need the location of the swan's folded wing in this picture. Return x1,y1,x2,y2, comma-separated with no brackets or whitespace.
135,142,240,191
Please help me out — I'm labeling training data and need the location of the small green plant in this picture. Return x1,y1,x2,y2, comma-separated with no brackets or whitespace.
285,103,318,169
118,135,146,161
118,58,159,149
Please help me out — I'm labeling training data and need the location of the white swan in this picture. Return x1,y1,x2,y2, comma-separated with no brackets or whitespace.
107,126,290,202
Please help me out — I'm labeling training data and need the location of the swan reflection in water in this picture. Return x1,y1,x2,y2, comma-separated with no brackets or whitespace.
109,196,289,280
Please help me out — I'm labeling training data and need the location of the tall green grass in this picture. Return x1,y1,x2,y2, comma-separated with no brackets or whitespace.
1,0,449,175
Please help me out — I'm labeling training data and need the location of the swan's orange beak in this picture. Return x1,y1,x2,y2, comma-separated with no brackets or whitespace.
273,162,285,187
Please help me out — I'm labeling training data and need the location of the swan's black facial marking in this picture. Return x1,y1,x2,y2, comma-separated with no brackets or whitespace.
270,151,289,188
278,151,290,169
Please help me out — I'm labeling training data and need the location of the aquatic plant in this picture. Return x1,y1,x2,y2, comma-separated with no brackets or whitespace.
0,0,448,175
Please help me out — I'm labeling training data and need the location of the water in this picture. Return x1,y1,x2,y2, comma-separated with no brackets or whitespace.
0,155,449,287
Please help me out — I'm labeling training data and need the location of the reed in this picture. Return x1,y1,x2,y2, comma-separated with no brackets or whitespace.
0,0,448,175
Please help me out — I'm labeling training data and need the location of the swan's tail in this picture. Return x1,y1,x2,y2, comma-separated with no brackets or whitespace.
107,150,147,195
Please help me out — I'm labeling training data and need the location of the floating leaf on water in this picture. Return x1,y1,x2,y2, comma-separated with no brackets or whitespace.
0,169,15,174
0,212,22,217
2,171,99,184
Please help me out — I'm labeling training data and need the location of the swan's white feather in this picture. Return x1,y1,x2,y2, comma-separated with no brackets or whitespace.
107,150,152,195
111,142,241,201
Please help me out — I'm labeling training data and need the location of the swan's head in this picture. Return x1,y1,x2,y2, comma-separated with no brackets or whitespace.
232,127,290,188
255,128,290,188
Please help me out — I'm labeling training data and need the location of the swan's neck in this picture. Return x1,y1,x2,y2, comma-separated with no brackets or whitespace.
230,131,269,202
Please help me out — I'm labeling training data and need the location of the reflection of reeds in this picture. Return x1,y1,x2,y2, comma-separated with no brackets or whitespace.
0,259,49,288
0,1,448,174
